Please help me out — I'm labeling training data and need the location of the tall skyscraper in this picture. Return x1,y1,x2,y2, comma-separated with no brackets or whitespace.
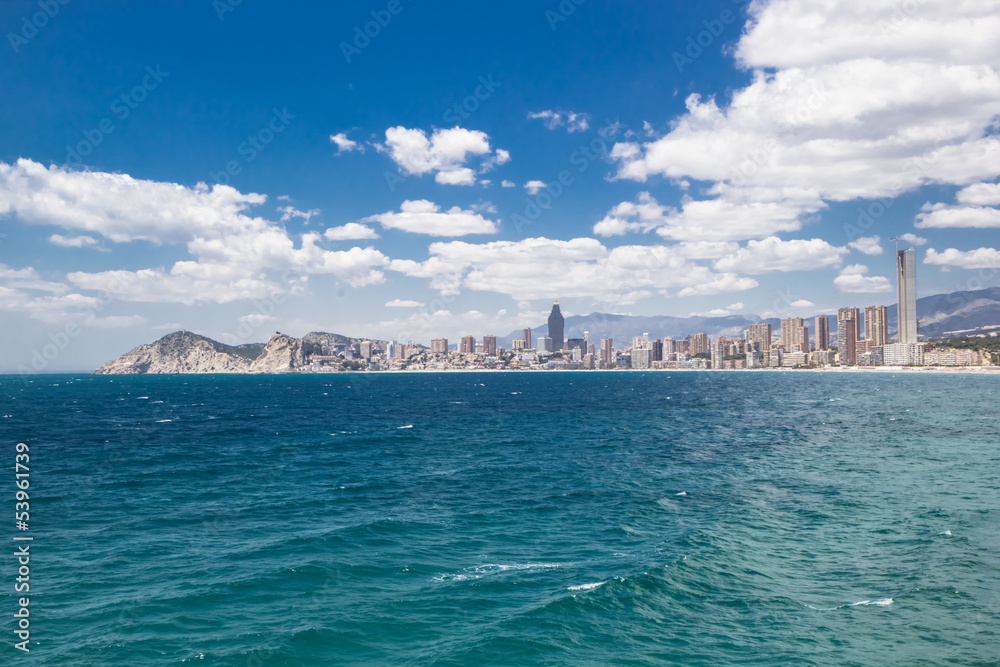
746,323,772,362
430,338,448,354
522,328,531,349
897,247,918,343
864,305,889,346
482,335,497,356
815,315,830,350
652,339,663,362
600,338,613,368
547,302,565,351
837,307,860,365
460,335,475,354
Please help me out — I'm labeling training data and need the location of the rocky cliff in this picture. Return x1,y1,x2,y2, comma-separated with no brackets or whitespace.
94,331,266,375
94,330,370,375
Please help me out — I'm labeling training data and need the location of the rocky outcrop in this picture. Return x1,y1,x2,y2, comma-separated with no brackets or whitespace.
94,331,264,375
94,330,375,375
248,334,309,373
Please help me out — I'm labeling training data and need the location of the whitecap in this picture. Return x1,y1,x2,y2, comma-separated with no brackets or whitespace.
675,491,687,496
137,396,149,400
155,419,172,423
940,530,952,536
851,598,893,607
568,581,606,591
397,425,413,429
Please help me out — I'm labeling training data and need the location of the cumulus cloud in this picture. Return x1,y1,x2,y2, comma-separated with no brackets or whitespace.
713,237,848,274
0,159,389,310
527,110,590,133
833,264,892,293
848,235,884,255
378,126,508,186
324,223,380,241
389,237,758,301
898,233,928,246
524,180,546,195
385,299,424,308
501,180,515,188
330,132,363,154
915,203,1000,229
594,191,805,241
956,182,1000,206
606,0,1000,241
925,247,1000,269
359,200,499,237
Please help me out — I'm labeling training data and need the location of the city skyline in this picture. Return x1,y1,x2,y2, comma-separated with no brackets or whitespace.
3,1,1000,372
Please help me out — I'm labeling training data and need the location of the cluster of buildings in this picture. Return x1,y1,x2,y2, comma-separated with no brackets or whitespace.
307,248,993,372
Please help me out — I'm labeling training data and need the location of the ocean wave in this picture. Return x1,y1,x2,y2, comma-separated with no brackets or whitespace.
567,581,606,591
433,562,564,582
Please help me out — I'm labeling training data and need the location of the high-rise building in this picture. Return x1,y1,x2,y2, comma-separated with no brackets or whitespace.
689,333,710,356
600,338,613,368
781,318,809,352
897,247,918,343
482,335,497,356
864,305,889,346
632,348,652,369
537,336,553,352
547,302,565,351
711,336,727,369
837,307,860,359
815,315,830,350
652,339,663,362
430,338,448,355
746,322,772,363
839,314,859,366
522,328,531,349
460,335,475,354
359,340,372,360
512,339,526,352
566,338,587,355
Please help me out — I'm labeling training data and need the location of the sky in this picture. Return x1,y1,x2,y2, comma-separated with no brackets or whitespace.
2,0,1000,371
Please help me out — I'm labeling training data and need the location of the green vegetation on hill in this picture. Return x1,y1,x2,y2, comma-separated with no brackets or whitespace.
945,336,1000,363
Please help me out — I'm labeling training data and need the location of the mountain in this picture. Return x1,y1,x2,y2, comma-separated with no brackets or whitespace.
501,287,1000,347
94,330,371,375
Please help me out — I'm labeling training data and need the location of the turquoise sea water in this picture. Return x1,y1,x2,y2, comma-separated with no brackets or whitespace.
2,371,999,665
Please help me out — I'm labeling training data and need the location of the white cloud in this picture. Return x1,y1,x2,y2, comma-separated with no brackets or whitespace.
713,237,848,274
690,302,746,317
524,180,546,195
278,206,320,223
378,126,507,186
956,182,1000,206
330,132,363,154
0,160,389,309
607,0,1000,241
360,200,499,237
528,110,590,133
833,264,892,293
0,263,67,293
324,223,380,241
48,234,107,251
594,191,807,241
898,233,928,246
925,247,1000,269
915,203,1000,229
848,235,884,255
501,180,515,188
385,299,424,308
790,299,815,309
389,237,759,301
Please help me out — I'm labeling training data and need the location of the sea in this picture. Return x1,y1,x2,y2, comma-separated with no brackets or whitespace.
1,371,998,666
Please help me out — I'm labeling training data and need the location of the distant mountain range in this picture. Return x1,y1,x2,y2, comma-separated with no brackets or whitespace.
501,287,1000,347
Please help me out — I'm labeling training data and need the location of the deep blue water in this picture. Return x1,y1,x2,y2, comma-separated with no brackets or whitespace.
2,371,999,665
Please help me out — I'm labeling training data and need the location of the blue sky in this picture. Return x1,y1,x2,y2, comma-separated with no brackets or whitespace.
2,0,1000,371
